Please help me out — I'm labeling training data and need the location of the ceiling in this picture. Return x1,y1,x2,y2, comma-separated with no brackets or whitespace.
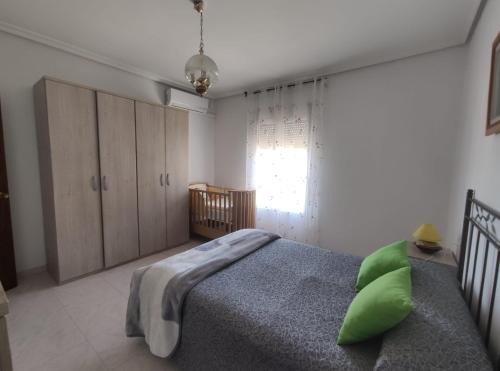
0,0,483,98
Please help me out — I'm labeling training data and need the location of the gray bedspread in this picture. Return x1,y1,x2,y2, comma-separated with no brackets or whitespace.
374,258,493,370
129,235,492,370
171,238,381,370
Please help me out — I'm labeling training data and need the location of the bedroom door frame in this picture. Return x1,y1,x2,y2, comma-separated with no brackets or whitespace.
0,100,17,290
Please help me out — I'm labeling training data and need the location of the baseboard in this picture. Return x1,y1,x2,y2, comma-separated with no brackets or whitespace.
17,265,47,278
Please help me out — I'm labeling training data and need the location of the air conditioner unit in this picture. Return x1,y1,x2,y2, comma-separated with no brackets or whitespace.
166,88,209,113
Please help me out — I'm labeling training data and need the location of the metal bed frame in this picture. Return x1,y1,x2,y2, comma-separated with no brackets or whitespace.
458,189,500,368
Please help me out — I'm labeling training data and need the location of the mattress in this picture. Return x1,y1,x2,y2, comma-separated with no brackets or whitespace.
171,239,381,370
156,237,492,370
193,199,232,223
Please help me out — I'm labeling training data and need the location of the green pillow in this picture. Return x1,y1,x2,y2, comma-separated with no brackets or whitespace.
337,266,413,345
355,240,409,292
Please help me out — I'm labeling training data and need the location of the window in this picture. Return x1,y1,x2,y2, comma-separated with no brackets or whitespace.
254,147,307,213
246,80,325,244
253,117,309,214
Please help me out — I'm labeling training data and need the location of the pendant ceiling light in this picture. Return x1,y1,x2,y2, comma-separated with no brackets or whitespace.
185,0,219,96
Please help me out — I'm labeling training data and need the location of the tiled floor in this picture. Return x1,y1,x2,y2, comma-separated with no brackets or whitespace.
5,240,202,371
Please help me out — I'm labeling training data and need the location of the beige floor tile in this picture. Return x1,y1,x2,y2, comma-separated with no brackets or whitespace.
90,336,148,370
27,341,107,371
114,245,195,274
6,240,199,370
112,348,178,371
99,268,134,297
53,275,123,308
9,306,87,370
65,294,134,369
7,285,62,324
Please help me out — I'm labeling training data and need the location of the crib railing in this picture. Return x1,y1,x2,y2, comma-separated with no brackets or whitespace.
189,184,256,239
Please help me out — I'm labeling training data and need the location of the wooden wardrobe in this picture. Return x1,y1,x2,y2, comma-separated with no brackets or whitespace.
34,77,189,283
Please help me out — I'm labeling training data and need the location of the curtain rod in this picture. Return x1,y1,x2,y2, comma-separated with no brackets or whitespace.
244,77,326,97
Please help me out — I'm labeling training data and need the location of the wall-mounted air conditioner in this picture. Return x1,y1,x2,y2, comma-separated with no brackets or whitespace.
166,88,209,114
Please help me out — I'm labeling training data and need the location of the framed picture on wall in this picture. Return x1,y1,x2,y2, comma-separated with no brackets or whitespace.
486,32,500,135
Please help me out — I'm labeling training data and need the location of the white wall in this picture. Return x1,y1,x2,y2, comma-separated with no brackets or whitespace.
214,95,247,189
188,111,215,184
444,1,500,360
320,47,465,256
214,47,465,257
0,31,214,272
446,0,500,252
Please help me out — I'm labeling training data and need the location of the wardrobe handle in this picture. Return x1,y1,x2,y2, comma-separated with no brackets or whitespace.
102,176,108,191
166,173,170,186
160,173,164,186
91,176,98,191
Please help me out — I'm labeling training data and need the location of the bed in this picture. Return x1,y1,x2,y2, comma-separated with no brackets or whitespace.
127,189,499,370
189,183,256,239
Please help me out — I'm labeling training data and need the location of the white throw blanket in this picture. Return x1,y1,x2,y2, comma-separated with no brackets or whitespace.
126,229,280,357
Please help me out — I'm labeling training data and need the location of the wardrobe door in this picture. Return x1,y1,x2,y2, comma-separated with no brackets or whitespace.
39,80,104,282
136,102,167,256
97,92,139,267
165,107,189,247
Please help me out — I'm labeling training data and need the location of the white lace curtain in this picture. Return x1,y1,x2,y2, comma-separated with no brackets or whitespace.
246,78,326,245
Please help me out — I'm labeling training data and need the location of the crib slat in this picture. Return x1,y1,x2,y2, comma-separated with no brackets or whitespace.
206,191,210,228
206,192,209,227
242,193,245,229
211,192,215,229
248,193,251,228
213,192,217,229
213,193,216,229
208,191,211,228
231,192,235,232
203,191,207,228
216,192,219,230
207,192,210,229
240,193,243,229
252,191,256,227
241,192,245,229
197,190,201,225
244,193,247,228
248,192,251,228
239,192,243,230
243,192,248,228
189,190,192,225
250,192,253,227
200,190,203,226
190,189,194,223
232,192,236,232
198,190,201,226
230,192,234,232
194,190,198,226
204,191,207,228
217,193,221,231
190,190,193,226
210,192,214,229
194,190,197,225
224,193,227,232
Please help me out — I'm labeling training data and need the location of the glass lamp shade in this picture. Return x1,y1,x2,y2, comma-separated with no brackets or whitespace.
185,53,219,96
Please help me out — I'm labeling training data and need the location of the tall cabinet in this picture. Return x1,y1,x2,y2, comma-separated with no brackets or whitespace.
35,77,189,283
136,101,167,256
97,92,139,267
35,79,104,282
165,108,189,247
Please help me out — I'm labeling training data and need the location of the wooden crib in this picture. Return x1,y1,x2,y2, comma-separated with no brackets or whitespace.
189,184,256,239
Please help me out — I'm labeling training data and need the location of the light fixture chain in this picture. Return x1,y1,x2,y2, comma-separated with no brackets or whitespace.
199,11,204,54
